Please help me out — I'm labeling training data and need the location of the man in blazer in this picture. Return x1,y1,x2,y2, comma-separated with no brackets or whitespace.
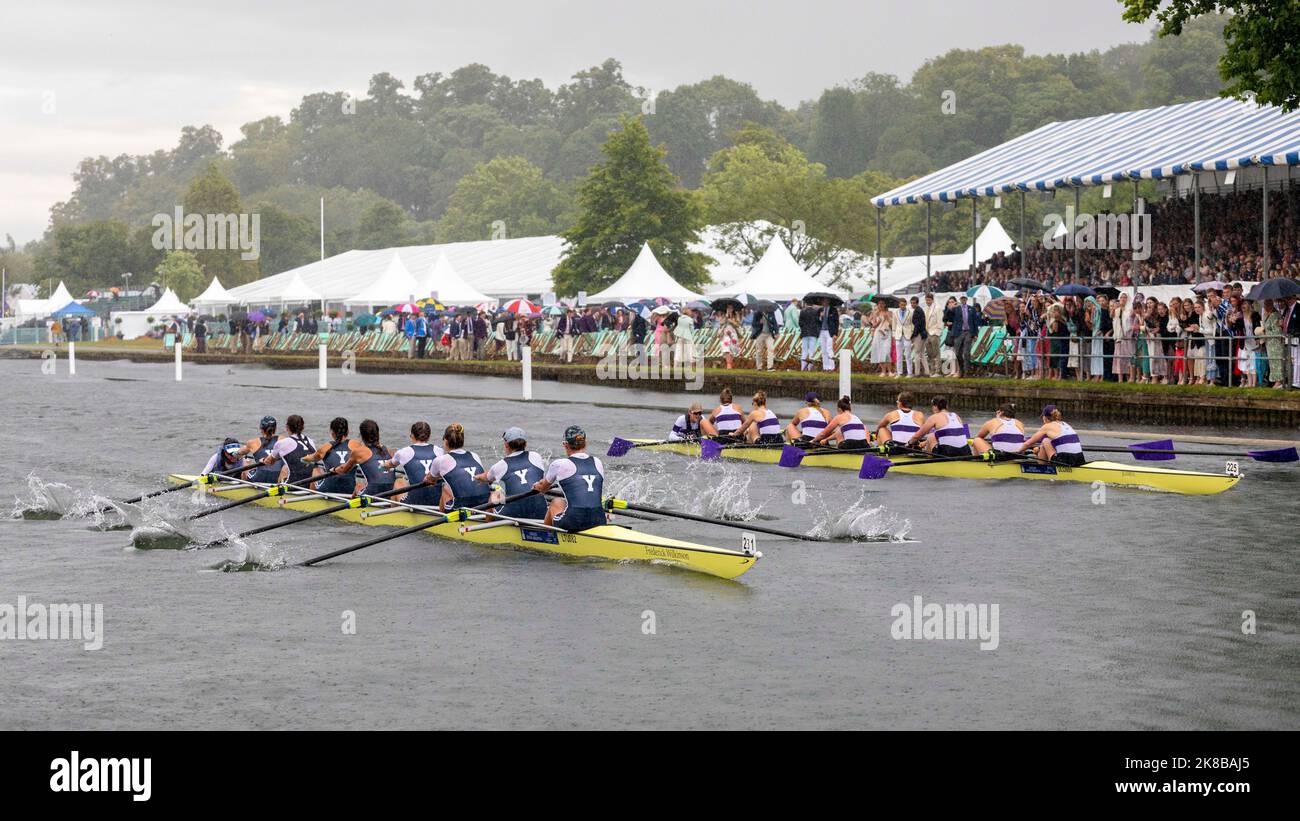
948,295,981,377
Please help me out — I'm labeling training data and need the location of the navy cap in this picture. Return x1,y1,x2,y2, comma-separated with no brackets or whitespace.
502,426,526,442
563,425,585,445
1041,404,1058,418
259,415,276,429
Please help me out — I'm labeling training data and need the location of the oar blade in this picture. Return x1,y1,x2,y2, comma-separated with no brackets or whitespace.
606,437,635,457
700,439,724,461
858,453,893,480
777,445,806,468
1248,446,1298,463
1129,438,1175,461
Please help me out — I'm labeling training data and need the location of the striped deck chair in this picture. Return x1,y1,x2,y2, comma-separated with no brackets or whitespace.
772,330,800,363
969,327,996,364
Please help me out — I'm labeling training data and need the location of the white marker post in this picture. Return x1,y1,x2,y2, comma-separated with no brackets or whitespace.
68,341,75,376
838,348,851,401
318,336,328,389
174,337,182,382
521,345,533,400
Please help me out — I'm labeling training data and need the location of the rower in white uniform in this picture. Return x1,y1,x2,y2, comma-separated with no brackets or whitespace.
906,395,972,457
668,402,705,441
810,396,870,450
874,391,924,453
785,392,831,441
1019,404,1086,466
706,388,745,441
971,403,1026,456
734,390,783,444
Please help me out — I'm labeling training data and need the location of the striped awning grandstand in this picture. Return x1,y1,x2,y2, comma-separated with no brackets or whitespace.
872,97,1300,207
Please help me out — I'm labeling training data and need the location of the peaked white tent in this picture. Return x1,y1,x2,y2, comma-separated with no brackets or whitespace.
191,277,234,308
343,252,421,307
277,271,322,304
587,243,703,302
708,235,838,300
142,288,193,316
416,252,490,305
868,217,1019,294
14,281,75,319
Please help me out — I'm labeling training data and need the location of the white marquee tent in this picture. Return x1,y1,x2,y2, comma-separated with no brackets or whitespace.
587,243,704,302
277,271,322,304
707,235,841,300
865,217,1019,294
191,277,235,309
343,252,422,308
417,252,491,304
13,281,75,319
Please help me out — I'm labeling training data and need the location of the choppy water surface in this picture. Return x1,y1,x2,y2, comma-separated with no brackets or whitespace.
1,357,1297,729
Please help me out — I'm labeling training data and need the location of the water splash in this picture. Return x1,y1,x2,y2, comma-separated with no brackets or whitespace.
606,459,771,521
808,488,913,543
208,537,288,572
9,474,81,519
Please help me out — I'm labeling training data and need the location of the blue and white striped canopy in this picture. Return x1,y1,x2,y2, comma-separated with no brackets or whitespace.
873,97,1300,207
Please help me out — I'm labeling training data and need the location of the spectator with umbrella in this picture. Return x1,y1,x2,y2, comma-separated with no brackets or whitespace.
750,300,780,371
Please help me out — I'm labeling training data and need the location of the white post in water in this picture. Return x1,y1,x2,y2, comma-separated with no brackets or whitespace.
318,337,328,389
68,341,75,376
174,337,182,381
838,348,851,401
521,345,533,400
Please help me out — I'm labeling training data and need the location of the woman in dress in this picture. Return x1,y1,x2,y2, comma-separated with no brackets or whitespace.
1086,296,1104,381
1262,300,1286,389
869,301,894,377
1111,296,1131,382
718,308,741,370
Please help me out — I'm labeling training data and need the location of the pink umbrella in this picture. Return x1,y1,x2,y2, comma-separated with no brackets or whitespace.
393,302,419,313
502,298,540,315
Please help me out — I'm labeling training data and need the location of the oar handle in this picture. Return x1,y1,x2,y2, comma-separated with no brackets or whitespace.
111,464,249,509
200,485,409,548
187,473,320,521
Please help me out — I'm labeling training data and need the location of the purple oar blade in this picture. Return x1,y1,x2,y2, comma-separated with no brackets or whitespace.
858,453,893,480
778,445,806,468
606,437,635,457
700,439,723,461
1128,438,1175,461
1247,446,1298,463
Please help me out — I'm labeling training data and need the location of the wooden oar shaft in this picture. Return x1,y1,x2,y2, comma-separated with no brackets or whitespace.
187,473,319,520
612,500,827,542
109,464,248,509
299,489,539,567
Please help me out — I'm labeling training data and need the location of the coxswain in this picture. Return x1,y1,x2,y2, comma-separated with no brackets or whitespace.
425,423,491,511
476,426,548,520
706,388,745,441
811,396,870,449
533,425,607,532
785,392,831,441
668,402,705,441
202,437,248,476
331,419,395,495
907,395,972,457
874,391,924,453
1020,404,1086,466
303,417,356,495
382,421,443,506
735,390,783,444
971,403,1026,456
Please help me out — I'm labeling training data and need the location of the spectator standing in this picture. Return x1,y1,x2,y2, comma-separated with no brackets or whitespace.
751,305,779,371
195,316,208,354
797,303,820,371
923,293,945,375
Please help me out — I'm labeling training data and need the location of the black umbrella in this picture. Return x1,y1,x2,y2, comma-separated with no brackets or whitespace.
858,294,902,308
1009,277,1050,291
1094,286,1121,299
1245,278,1300,301
456,305,477,315
752,299,779,312
710,297,744,313
803,291,845,308
1054,283,1096,297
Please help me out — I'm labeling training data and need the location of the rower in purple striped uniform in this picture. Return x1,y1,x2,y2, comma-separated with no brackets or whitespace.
971,403,1026,456
1020,404,1087,467
907,395,972,457
811,396,871,450
735,390,784,444
668,403,705,441
785,392,831,441
873,391,924,454
706,387,745,441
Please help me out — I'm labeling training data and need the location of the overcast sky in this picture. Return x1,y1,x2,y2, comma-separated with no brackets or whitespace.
0,0,1150,244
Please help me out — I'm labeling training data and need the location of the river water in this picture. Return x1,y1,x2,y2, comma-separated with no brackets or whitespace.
1,356,1297,729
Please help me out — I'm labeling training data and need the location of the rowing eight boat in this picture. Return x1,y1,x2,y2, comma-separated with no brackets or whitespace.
168,474,761,579
627,440,1241,495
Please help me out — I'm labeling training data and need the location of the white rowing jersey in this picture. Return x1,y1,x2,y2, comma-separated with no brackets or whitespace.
839,413,868,441
1050,422,1083,455
933,412,967,448
756,409,781,435
712,404,743,433
888,410,922,443
797,410,828,437
989,418,1024,453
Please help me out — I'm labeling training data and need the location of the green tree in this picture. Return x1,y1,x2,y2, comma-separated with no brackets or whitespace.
253,202,320,274
154,250,205,301
181,163,258,286
644,76,779,187
33,220,135,295
355,200,410,249
552,117,709,295
1122,2,1299,110
437,156,571,241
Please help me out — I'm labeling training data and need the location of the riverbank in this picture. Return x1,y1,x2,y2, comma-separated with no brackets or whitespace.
5,340,1299,429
